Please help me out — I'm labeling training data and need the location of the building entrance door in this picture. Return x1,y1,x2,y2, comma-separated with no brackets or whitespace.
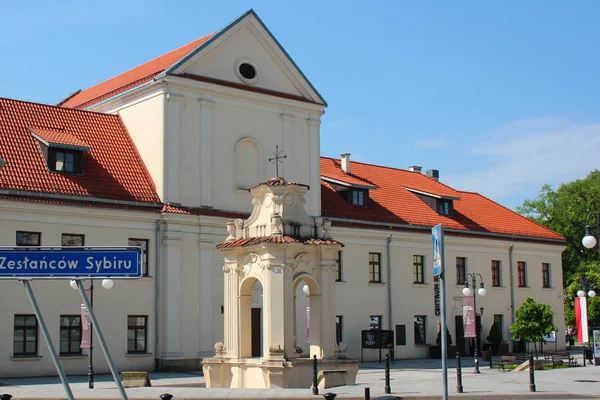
251,307,261,357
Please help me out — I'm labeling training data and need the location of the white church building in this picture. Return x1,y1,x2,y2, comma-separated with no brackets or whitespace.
0,10,565,378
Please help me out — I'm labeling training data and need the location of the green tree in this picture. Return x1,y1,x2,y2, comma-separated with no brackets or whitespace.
563,264,600,328
510,297,558,353
517,170,600,285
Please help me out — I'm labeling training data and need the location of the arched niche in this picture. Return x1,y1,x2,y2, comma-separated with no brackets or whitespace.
239,276,264,358
234,137,264,190
292,273,322,357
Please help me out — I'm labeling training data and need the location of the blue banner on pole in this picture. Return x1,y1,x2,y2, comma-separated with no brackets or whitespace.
0,247,142,279
432,224,444,277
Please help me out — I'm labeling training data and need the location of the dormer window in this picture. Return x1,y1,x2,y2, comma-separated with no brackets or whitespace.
321,177,377,208
406,187,459,217
30,128,89,175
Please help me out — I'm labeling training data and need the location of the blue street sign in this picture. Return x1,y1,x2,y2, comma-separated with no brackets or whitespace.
432,224,444,277
0,247,142,279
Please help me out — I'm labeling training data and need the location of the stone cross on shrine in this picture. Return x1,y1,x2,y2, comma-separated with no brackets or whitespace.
268,145,287,177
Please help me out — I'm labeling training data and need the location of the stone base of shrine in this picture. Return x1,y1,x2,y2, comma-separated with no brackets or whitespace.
202,356,359,389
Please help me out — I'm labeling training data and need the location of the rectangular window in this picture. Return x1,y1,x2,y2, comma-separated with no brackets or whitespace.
127,315,148,353
370,315,382,330
61,233,84,247
491,260,501,287
494,314,504,341
351,189,365,206
129,238,149,276
542,263,551,288
413,255,425,284
369,252,381,283
55,150,74,172
438,200,452,216
335,250,343,282
60,315,82,355
414,315,427,344
16,231,41,246
518,261,527,287
456,257,466,285
336,316,343,344
13,315,38,356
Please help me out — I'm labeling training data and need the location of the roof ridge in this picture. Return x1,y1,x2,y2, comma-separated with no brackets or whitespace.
0,96,122,119
460,191,564,239
320,156,459,193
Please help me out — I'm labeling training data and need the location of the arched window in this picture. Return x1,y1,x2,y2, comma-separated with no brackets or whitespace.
235,137,263,190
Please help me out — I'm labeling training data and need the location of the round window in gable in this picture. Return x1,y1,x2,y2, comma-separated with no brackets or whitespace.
236,59,260,84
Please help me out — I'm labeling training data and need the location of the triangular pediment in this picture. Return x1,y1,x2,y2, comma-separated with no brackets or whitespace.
164,10,326,105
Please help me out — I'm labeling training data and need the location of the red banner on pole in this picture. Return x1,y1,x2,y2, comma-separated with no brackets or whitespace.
576,296,589,343
80,288,91,349
463,295,476,338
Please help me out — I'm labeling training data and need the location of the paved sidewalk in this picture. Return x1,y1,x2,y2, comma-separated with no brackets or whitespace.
2,357,600,399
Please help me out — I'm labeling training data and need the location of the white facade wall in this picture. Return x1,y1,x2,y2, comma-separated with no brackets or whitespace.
332,227,566,361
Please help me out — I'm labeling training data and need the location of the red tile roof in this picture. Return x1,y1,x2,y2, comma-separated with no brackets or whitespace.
30,128,90,151
217,236,342,249
321,158,377,188
320,157,563,241
161,204,249,219
59,33,215,109
0,97,160,204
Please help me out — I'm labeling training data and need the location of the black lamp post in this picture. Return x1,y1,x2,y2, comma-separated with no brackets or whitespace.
462,273,486,374
582,211,600,253
70,278,113,389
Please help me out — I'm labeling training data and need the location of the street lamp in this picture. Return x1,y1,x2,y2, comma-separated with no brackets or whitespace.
576,274,595,366
70,278,113,388
462,273,486,374
582,211,600,250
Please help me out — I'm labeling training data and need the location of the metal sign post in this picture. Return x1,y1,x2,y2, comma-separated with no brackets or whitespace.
432,224,448,400
1,247,142,400
76,280,129,400
22,280,75,400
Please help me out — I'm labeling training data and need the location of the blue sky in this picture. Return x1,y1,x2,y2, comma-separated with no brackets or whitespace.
2,1,599,210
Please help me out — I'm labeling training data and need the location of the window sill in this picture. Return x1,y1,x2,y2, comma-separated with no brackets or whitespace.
542,287,554,290
412,283,429,288
11,355,43,361
368,281,386,285
335,280,346,284
59,354,86,359
517,286,529,289
491,285,504,289
125,352,153,357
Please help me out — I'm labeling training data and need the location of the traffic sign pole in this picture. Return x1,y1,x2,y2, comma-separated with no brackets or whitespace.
23,280,75,400
76,280,129,400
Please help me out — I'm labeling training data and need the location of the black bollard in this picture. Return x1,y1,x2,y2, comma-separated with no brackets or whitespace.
364,387,370,400
385,353,391,394
528,352,536,392
489,350,493,369
323,393,337,400
456,352,463,393
159,394,174,400
583,348,587,367
313,354,319,395
0,394,12,400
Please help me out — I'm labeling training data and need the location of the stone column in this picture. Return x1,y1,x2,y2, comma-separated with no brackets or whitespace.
197,238,214,359
162,227,183,361
223,260,240,358
320,263,337,358
166,93,182,204
262,262,286,359
198,97,214,207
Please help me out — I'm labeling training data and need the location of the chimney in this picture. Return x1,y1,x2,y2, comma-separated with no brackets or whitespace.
426,169,439,181
409,165,422,173
341,153,351,174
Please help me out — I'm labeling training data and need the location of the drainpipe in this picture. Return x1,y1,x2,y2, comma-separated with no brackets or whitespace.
154,219,162,371
508,244,515,352
387,235,393,330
